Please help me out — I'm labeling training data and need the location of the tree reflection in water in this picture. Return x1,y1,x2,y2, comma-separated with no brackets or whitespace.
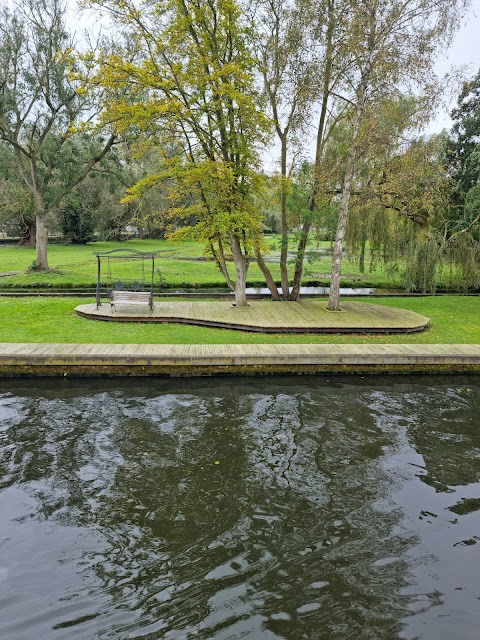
0,377,478,640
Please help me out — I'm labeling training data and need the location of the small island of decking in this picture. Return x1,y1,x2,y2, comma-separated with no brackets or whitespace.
75,299,430,334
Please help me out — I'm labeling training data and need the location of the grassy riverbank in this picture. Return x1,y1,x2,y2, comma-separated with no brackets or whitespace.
0,296,478,344
0,238,412,290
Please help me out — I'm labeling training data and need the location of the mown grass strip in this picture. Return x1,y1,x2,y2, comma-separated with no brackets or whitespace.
0,296,478,344
0,238,417,290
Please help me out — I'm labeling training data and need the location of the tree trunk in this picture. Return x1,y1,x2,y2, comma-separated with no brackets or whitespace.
255,248,281,300
290,221,311,301
279,135,290,298
327,160,354,311
19,219,36,246
290,0,334,303
35,214,49,270
327,79,368,311
230,232,248,307
210,239,235,291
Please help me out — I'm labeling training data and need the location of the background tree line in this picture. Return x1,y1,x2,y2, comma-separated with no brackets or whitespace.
0,0,478,306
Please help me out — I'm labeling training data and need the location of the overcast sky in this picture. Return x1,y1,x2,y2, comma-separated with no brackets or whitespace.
428,0,480,133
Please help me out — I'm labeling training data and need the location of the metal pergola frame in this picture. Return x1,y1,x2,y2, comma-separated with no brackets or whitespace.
93,249,158,309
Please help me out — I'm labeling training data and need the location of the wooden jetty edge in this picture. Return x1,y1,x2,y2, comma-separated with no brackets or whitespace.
1,343,480,377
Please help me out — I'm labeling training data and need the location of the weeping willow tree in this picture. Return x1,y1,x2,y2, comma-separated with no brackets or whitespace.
344,129,467,292
400,130,480,293
403,230,444,293
401,229,480,293
443,233,480,291
346,206,409,276
346,182,480,294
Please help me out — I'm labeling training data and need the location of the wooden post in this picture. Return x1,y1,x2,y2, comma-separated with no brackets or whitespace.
96,255,101,309
150,254,155,311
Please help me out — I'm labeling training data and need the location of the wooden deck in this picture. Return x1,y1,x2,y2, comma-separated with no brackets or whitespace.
1,343,479,377
75,300,430,333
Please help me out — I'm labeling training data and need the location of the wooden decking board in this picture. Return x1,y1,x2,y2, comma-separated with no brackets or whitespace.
2,343,480,360
1,343,480,377
5,343,480,356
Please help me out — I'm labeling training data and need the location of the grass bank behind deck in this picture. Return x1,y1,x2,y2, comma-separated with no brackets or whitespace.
0,238,445,290
0,296,478,344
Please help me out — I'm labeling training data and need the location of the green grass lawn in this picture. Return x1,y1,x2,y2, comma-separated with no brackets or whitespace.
0,238,406,289
0,296,478,344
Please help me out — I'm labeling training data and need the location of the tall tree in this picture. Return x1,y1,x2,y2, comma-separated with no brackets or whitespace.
445,68,480,231
0,0,117,269
87,0,270,307
326,0,468,310
250,0,315,299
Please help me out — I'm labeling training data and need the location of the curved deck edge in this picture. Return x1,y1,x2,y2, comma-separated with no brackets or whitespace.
75,308,427,333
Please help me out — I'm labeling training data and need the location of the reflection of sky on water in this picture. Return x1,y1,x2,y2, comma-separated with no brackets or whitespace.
0,378,479,639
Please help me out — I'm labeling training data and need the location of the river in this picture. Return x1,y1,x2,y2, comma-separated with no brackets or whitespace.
0,377,479,639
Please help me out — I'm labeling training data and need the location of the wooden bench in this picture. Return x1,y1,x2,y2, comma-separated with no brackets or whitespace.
110,290,153,313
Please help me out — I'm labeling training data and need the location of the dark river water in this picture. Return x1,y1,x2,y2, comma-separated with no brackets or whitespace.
0,377,479,640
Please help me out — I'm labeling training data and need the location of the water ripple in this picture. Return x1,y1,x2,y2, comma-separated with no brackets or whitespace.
0,377,479,639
